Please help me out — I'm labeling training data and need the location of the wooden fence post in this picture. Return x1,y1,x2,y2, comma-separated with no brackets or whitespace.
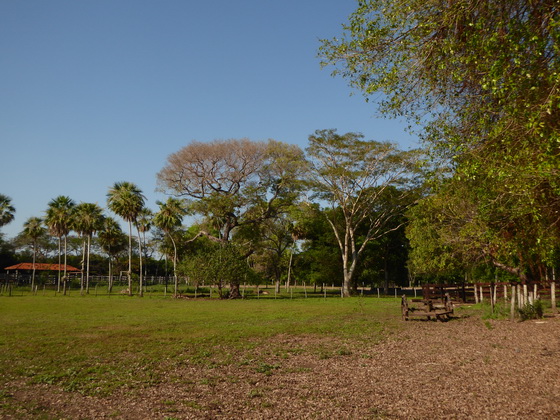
551,268,557,314
510,284,516,321
533,283,538,301
474,284,479,304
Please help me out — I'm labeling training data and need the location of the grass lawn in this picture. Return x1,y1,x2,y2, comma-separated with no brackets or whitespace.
0,294,403,399
3,294,559,419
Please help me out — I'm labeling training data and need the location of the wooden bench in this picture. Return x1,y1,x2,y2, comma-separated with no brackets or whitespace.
401,294,454,321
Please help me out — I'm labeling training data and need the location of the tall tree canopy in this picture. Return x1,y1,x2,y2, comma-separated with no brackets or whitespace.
73,202,105,294
98,216,127,293
306,129,419,296
0,194,15,228
107,182,146,296
157,138,307,298
22,216,45,290
157,138,307,243
153,197,187,297
320,1,560,281
45,196,75,293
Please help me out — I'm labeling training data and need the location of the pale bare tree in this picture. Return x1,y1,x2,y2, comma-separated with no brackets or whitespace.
157,138,307,298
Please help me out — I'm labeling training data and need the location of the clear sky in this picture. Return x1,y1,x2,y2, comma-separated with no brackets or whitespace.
0,0,417,240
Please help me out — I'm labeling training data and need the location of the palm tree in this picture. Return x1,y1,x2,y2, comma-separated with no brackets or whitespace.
73,203,104,294
154,197,187,297
45,196,75,293
107,182,146,296
98,217,127,293
136,208,153,279
22,216,46,292
0,194,15,228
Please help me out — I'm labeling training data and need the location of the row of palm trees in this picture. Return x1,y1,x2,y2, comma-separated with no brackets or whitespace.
4,183,187,297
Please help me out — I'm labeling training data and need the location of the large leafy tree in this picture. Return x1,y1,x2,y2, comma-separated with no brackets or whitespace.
153,197,187,297
0,194,15,229
22,216,46,291
107,182,146,296
73,203,105,294
407,173,554,283
320,0,560,281
157,138,307,298
306,129,419,296
291,203,343,292
45,196,75,293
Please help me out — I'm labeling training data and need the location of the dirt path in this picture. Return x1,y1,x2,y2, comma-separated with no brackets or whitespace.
4,314,560,419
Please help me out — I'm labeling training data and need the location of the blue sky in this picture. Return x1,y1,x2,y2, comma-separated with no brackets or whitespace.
1,0,417,239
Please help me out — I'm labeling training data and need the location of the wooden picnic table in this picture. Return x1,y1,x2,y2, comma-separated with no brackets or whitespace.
401,294,454,321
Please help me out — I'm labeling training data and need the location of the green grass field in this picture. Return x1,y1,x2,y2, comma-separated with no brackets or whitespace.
0,294,403,400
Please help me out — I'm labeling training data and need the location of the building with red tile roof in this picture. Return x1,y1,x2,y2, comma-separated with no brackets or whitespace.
4,263,80,272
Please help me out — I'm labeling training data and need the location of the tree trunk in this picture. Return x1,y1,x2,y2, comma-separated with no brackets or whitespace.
127,220,133,296
86,235,91,294
108,254,113,293
170,235,178,298
57,236,62,293
286,250,293,291
137,228,143,297
342,270,352,297
63,235,68,295
31,242,37,292
229,282,241,299
80,237,86,295
383,257,389,295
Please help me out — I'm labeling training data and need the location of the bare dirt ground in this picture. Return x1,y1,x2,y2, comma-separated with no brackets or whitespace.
4,312,560,419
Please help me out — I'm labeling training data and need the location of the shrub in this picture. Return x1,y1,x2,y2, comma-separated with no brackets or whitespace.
517,300,544,321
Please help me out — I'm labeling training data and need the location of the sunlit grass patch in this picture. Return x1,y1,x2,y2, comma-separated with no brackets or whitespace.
0,295,402,398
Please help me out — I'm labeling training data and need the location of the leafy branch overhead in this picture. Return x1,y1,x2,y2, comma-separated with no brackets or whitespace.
321,1,560,281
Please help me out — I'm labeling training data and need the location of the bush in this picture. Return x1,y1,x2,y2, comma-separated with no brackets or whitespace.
517,300,544,321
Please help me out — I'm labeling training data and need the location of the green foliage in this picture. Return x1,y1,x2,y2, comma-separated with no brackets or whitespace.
322,1,560,281
306,129,420,295
0,194,15,228
106,182,145,224
517,300,544,321
179,243,255,297
45,196,75,238
157,139,307,244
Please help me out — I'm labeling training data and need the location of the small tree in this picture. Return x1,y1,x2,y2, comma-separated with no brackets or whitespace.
180,243,252,298
73,203,105,294
45,196,75,294
22,217,46,291
98,217,127,293
153,198,187,297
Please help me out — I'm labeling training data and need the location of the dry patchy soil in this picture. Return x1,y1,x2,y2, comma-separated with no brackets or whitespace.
3,314,560,419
